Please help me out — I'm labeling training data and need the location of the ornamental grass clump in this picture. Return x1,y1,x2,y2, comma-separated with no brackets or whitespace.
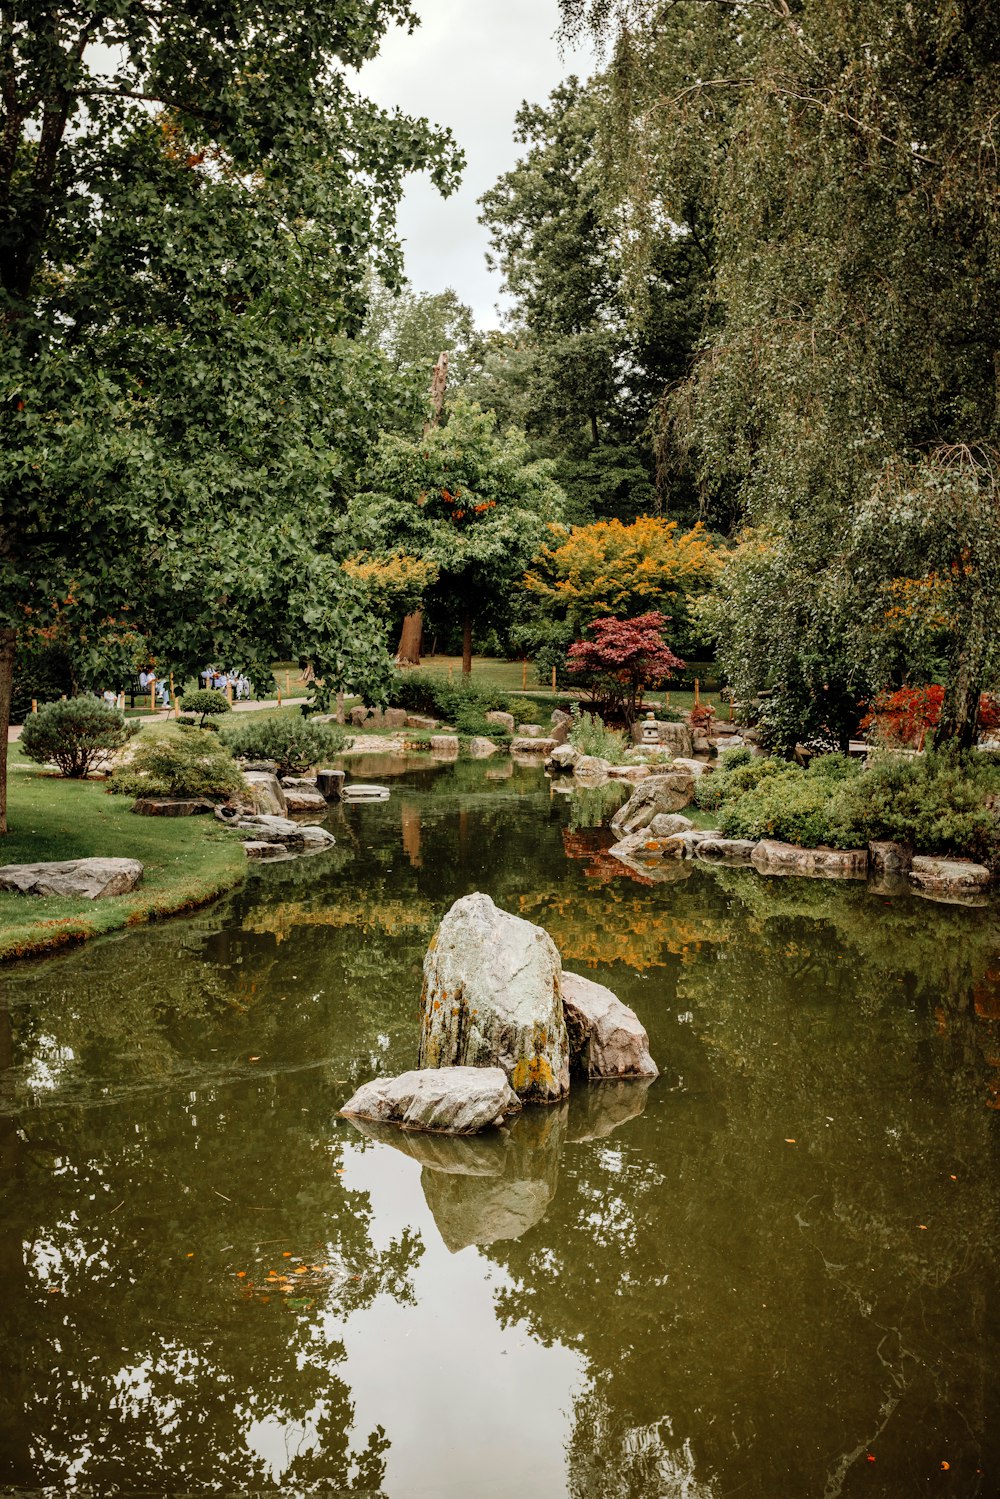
20,697,139,778
568,707,628,764
109,731,244,800
220,714,346,776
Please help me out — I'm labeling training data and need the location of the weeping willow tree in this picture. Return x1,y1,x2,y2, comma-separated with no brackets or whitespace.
558,0,1000,749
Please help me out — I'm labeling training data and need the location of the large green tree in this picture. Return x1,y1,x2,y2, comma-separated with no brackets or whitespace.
559,0,1000,747
476,76,707,524
0,1,462,830
348,399,566,674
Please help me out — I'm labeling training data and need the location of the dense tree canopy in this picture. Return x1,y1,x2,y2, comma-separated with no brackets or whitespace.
0,0,462,828
558,0,1000,746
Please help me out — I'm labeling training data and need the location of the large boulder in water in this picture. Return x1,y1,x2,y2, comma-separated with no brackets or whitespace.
610,770,696,834
340,1066,521,1135
561,972,658,1080
418,893,570,1103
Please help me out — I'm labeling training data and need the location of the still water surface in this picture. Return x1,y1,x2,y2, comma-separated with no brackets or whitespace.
0,759,997,1497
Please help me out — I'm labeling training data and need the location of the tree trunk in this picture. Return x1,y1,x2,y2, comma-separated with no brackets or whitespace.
462,613,473,678
590,411,599,446
934,591,988,751
0,629,15,835
397,611,423,666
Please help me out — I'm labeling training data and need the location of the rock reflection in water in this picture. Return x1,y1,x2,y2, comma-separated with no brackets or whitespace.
346,1079,652,1252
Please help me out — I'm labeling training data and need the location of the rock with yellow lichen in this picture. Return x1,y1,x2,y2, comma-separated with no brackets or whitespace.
418,892,570,1104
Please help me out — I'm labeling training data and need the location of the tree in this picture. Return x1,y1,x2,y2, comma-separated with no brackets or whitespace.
349,400,566,674
476,76,707,522
557,0,1000,745
524,516,719,643
363,279,476,390
0,1,463,832
567,611,684,727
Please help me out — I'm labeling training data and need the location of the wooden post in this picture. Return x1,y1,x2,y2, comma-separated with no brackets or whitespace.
694,678,700,708
150,681,156,713
522,659,527,691
728,696,733,722
285,670,290,697
448,664,454,681
31,698,37,714
277,684,282,707
551,665,556,692
226,681,233,706
665,691,670,708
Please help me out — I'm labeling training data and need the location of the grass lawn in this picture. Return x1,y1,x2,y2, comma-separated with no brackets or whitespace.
0,745,246,963
409,655,728,719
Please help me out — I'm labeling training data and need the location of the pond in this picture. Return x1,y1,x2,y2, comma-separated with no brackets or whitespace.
0,759,997,1497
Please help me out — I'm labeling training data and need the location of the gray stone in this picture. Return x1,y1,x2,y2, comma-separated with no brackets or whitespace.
908,856,991,900
550,718,570,745
606,764,650,782
551,708,572,726
243,840,290,861
869,840,912,874
750,840,868,879
341,783,391,800
340,1066,521,1135
561,971,658,1080
467,736,499,758
548,743,580,770
298,823,338,850
316,768,345,800
510,736,557,755
516,723,542,738
695,837,758,865
0,857,144,900
406,713,439,731
384,708,408,729
671,757,713,778
610,771,697,834
216,808,335,855
485,711,516,735
419,893,570,1103
430,735,460,757
349,705,370,727
693,734,711,753
658,721,695,757
648,813,694,837
132,797,214,817
242,770,287,817
573,755,610,778
281,783,328,812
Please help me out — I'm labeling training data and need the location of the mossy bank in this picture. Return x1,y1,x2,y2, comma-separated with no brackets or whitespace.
0,746,246,962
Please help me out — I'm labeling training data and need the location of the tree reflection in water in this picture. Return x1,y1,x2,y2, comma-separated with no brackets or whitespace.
0,760,997,1495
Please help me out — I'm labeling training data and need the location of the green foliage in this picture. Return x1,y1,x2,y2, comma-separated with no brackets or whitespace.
0,0,462,828
837,750,1000,865
220,715,347,776
109,732,244,800
20,698,139,779
178,690,233,728
716,758,861,849
10,642,74,723
385,671,515,737
568,708,628,765
695,754,787,812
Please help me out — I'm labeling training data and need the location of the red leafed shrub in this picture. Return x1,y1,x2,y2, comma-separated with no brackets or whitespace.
689,704,715,730
861,685,1000,746
567,612,685,728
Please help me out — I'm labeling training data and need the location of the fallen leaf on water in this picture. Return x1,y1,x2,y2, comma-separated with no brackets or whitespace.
950,1174,957,1180
236,1271,246,1279
248,1056,260,1063
295,1265,308,1274
941,1462,950,1471
186,1252,195,1259
918,1224,928,1230
335,1168,345,1175
784,1138,796,1144
866,1454,875,1463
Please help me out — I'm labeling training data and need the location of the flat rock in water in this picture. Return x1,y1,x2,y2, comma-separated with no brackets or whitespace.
0,857,144,900
695,837,758,865
750,840,868,879
908,856,990,901
342,783,391,800
419,892,570,1103
510,736,557,754
340,1066,521,1135
282,784,328,812
561,971,658,1080
429,736,460,757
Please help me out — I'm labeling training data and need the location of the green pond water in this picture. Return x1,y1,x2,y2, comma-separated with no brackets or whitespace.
0,758,998,1498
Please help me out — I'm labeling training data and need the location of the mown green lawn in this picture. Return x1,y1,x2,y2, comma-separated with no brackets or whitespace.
0,744,246,962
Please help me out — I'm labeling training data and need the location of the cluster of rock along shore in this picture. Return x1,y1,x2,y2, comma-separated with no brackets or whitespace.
340,893,658,1136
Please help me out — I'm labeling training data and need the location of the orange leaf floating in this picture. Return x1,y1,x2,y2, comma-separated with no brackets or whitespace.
941,1462,950,1471
282,1251,292,1258
296,1265,308,1274
784,1138,796,1144
236,1271,246,1279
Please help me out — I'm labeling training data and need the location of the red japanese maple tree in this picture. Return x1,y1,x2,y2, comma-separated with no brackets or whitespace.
567,612,685,728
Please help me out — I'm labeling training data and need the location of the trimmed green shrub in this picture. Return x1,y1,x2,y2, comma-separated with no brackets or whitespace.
837,749,1000,864
110,731,244,799
20,697,138,778
695,753,787,811
568,707,628,765
178,689,232,728
385,671,515,726
220,714,347,776
716,761,858,847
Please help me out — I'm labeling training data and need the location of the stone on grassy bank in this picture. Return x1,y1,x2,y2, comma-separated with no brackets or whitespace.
0,857,144,899
340,1066,521,1135
243,771,286,816
132,797,215,817
908,856,990,901
419,893,570,1103
561,972,658,1080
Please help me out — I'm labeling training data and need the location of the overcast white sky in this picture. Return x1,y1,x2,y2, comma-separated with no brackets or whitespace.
358,1,599,327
